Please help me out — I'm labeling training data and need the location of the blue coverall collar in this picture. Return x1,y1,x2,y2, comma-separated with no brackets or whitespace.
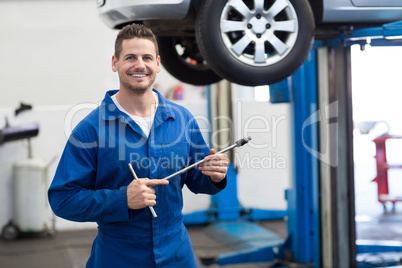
100,89,175,123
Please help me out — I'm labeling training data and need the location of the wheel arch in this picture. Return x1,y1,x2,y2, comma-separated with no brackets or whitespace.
308,0,323,23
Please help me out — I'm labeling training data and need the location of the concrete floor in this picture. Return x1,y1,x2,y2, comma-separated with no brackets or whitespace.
4,210,402,268
2,213,402,268
0,220,286,268
2,134,402,268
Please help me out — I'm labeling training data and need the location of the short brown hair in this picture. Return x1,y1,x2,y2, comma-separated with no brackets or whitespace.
114,24,159,60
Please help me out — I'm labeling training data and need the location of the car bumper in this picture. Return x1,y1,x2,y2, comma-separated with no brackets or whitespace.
98,0,191,29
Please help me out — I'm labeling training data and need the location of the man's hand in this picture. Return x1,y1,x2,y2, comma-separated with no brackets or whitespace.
198,149,229,183
127,178,169,210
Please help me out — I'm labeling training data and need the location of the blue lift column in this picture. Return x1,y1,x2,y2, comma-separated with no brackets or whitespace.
285,49,321,266
198,51,322,267
183,82,287,225
194,20,402,268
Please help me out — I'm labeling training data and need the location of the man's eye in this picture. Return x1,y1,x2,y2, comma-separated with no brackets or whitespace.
126,56,134,60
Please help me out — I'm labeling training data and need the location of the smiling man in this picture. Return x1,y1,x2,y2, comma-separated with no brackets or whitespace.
48,24,229,267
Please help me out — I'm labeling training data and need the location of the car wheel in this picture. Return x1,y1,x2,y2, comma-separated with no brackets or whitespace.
1,221,19,241
157,36,223,85
196,0,315,86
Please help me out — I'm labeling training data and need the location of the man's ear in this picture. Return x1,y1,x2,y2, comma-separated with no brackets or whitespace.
156,55,161,73
112,55,118,72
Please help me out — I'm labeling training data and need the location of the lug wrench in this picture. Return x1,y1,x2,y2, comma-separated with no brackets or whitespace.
163,136,252,181
128,136,252,218
128,163,158,218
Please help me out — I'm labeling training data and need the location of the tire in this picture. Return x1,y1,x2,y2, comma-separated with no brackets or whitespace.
195,0,315,86
157,36,223,85
1,221,19,241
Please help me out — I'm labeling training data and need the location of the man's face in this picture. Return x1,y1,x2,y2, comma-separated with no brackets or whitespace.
112,38,160,95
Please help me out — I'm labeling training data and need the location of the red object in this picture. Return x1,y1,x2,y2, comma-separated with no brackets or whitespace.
372,134,402,209
173,85,184,100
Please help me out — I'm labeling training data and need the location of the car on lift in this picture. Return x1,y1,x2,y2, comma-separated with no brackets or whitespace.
97,0,402,86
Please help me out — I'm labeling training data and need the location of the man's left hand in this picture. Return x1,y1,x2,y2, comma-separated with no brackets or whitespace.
198,149,229,183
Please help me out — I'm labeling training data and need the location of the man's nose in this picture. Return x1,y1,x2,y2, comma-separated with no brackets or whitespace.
134,59,146,69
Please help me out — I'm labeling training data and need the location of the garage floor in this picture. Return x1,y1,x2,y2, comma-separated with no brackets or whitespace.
1,214,402,268
2,135,402,268
0,220,286,268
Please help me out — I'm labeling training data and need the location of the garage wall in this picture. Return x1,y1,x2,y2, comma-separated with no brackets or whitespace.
0,1,116,107
0,0,193,107
233,100,291,210
0,0,207,231
0,1,291,232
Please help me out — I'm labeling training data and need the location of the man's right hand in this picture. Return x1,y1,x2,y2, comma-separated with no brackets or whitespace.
127,178,169,210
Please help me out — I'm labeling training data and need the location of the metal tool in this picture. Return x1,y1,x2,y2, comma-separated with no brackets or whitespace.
163,136,252,181
127,136,252,218
128,163,158,218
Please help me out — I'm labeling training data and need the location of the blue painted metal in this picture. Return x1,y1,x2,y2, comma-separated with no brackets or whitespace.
336,20,402,41
183,157,287,225
204,19,402,266
183,164,240,225
317,20,402,47
211,221,284,248
334,20,402,266
269,77,292,103
287,49,321,266
184,208,287,225
184,62,290,227
277,235,293,260
186,19,402,267
183,211,209,225
210,164,240,221
202,221,283,265
357,240,402,254
369,39,402,47
215,246,275,265
357,261,402,268
245,208,287,221
184,85,241,224
357,247,402,267
199,51,321,266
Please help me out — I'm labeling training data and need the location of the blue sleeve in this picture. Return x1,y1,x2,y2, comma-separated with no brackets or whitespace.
184,114,227,194
48,133,130,223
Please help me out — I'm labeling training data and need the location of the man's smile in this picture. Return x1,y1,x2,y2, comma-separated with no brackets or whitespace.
130,73,148,78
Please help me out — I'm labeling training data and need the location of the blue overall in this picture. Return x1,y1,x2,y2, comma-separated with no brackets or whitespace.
48,90,226,267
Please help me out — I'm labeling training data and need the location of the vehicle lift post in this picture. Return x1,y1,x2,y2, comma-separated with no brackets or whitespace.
195,20,402,268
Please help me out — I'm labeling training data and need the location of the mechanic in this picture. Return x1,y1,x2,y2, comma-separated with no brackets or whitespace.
48,23,228,267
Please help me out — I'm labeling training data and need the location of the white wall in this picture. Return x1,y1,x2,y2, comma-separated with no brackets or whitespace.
0,1,291,232
0,0,201,107
0,1,117,107
0,101,211,231
233,100,291,210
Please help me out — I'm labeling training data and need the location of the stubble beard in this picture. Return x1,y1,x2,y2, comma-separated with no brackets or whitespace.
120,73,155,95
121,79,148,95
